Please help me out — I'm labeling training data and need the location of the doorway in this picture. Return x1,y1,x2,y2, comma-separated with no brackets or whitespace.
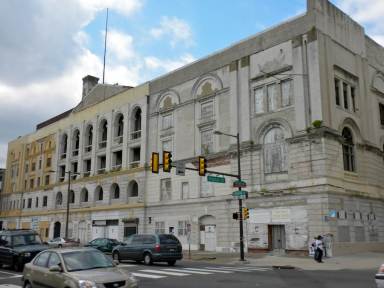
268,225,286,251
53,222,61,238
199,215,216,251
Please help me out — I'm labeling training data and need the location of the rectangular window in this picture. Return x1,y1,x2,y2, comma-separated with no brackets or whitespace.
29,178,34,189
23,199,25,209
254,87,264,113
46,157,51,167
31,162,36,171
160,178,172,201
43,196,48,207
162,114,173,130
155,221,165,234
351,86,356,112
201,101,214,120
267,84,278,111
181,182,189,200
35,197,39,208
281,79,292,107
25,163,29,173
98,156,106,173
335,78,340,106
38,159,42,170
37,177,40,187
162,140,172,154
177,221,188,236
45,175,50,185
343,82,349,109
380,103,384,126
201,129,213,154
27,198,32,208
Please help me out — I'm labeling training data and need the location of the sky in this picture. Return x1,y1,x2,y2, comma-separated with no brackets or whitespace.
0,0,384,168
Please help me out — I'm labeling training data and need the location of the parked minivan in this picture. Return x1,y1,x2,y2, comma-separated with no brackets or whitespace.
112,234,182,266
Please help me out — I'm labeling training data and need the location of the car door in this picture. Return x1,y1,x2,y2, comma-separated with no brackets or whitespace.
45,252,66,288
118,236,132,259
124,235,141,260
87,238,100,249
0,236,13,266
28,251,51,288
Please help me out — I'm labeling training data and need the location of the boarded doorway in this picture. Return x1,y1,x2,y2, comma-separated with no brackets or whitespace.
268,225,286,251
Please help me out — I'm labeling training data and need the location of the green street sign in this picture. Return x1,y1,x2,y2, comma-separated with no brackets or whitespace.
233,180,246,188
207,175,225,183
232,190,248,197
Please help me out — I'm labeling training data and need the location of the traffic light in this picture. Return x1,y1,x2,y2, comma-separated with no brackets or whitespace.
163,151,172,172
232,212,239,220
198,156,207,176
151,152,159,173
243,208,249,220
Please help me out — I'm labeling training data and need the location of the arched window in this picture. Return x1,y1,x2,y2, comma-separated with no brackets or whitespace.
131,108,142,139
80,188,88,202
60,134,68,159
56,192,63,206
69,190,75,204
95,186,103,201
128,180,138,197
72,129,80,156
263,127,287,173
111,183,120,199
99,120,108,148
342,127,355,171
115,114,124,139
85,124,93,152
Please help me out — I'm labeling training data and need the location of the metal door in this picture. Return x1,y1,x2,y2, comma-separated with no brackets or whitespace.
204,225,216,251
269,225,286,250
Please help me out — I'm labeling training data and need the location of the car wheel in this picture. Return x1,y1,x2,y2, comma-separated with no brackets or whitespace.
24,281,32,288
143,253,153,265
167,260,176,266
113,252,121,263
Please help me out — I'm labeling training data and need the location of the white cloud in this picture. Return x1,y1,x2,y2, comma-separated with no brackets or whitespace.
107,30,136,61
150,16,194,47
336,0,384,45
78,0,142,17
144,54,196,72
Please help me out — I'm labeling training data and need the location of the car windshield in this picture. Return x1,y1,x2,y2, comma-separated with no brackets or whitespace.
62,250,114,272
13,234,42,246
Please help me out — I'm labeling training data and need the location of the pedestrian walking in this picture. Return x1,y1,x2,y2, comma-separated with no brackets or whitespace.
315,235,324,263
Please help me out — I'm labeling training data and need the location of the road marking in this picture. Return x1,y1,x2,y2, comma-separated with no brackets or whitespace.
0,271,20,276
163,268,212,275
209,266,271,272
0,285,22,288
118,264,137,268
139,269,190,276
0,275,23,280
132,272,166,279
182,268,233,273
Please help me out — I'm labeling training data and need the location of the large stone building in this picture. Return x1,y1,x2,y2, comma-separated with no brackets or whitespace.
1,0,384,255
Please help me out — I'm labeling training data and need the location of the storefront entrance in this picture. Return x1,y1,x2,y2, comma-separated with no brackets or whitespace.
268,224,286,251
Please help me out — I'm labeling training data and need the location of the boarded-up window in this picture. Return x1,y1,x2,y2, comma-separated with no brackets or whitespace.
254,87,264,113
337,226,351,242
264,128,287,173
281,79,292,107
355,226,365,242
267,84,278,111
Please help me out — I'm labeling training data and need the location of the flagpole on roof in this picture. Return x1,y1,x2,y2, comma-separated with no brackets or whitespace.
102,8,109,84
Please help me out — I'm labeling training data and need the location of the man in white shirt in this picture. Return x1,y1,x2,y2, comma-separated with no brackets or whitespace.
315,235,324,263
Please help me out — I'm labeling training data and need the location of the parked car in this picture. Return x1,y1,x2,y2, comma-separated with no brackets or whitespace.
112,234,183,266
22,247,138,288
47,237,80,248
0,229,49,271
84,238,121,253
375,263,384,287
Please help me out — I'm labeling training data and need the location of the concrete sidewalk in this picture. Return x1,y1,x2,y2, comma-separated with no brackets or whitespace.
183,251,383,271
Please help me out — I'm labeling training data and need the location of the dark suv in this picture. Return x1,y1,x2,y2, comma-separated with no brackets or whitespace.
112,234,182,266
0,229,49,271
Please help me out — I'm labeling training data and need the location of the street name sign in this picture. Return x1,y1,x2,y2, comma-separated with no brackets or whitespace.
207,175,225,183
233,180,246,188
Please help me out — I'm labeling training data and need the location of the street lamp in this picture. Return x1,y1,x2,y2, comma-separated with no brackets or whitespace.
214,130,245,261
49,170,80,238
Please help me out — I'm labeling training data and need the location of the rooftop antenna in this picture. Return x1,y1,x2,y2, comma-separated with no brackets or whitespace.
102,8,109,84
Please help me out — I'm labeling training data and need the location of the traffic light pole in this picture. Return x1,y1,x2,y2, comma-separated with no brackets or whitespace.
236,132,245,261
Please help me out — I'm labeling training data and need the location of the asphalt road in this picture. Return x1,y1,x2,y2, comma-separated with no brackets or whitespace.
0,260,378,288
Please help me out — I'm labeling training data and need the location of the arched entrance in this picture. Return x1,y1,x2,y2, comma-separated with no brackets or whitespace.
199,215,216,251
53,222,61,238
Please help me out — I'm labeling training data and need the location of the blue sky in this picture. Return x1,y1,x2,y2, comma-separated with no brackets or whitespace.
0,0,383,167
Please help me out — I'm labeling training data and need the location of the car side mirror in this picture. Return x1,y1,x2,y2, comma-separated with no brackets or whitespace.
113,260,119,266
49,265,62,272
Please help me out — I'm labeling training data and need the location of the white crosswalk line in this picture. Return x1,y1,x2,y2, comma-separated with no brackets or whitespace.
209,266,271,272
139,269,190,276
182,268,232,273
118,264,137,268
164,268,212,275
0,285,22,288
132,272,166,279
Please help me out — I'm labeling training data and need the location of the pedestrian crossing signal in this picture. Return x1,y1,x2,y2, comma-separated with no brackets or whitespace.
243,208,249,220
151,152,159,173
163,151,172,172
198,156,207,176
232,212,239,220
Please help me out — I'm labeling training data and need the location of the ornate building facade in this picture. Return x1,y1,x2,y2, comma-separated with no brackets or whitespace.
1,0,384,255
